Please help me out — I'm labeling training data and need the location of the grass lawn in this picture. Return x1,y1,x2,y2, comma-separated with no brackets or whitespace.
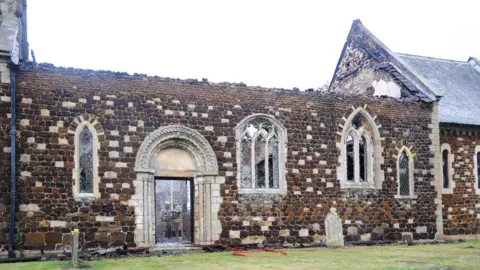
1,240,479,270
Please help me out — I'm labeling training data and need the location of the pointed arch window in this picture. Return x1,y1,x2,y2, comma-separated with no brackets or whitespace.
441,143,454,194
73,121,101,200
477,152,480,189
475,146,480,193
343,115,373,184
339,108,384,189
442,149,449,189
398,151,410,196
236,114,286,194
395,147,416,198
79,127,94,193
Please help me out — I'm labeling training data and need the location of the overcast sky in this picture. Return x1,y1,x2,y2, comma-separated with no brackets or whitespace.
28,0,480,90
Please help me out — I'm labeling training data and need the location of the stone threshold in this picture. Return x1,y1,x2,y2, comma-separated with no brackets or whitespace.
150,242,203,252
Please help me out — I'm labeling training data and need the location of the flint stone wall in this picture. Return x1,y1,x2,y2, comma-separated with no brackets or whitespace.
440,125,480,236
0,64,437,250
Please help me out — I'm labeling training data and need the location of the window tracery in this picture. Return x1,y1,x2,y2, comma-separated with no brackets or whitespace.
237,115,286,193
344,115,372,184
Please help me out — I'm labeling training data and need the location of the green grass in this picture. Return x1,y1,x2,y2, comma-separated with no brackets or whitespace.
2,241,480,270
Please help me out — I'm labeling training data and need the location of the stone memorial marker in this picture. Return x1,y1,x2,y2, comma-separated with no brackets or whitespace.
325,211,344,248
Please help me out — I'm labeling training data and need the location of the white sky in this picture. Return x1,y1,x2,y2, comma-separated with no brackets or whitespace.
28,0,480,90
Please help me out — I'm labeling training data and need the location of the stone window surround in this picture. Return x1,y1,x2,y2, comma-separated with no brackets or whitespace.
235,114,287,195
344,125,373,184
132,125,223,247
440,143,455,194
475,145,480,194
394,146,417,199
337,106,384,189
71,118,101,201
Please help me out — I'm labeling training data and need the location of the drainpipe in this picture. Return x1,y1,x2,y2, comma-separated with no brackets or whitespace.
8,64,17,258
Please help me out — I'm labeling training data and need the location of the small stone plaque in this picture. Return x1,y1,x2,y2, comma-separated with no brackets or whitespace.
325,211,344,248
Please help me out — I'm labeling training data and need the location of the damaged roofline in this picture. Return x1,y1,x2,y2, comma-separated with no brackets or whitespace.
330,19,439,102
21,61,324,93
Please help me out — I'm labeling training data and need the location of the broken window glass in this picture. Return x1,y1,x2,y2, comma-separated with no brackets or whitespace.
399,151,410,196
352,115,364,130
79,126,94,193
270,138,279,188
255,135,266,188
240,119,280,190
240,136,252,189
442,149,449,188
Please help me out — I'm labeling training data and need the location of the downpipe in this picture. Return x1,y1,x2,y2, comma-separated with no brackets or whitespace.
8,64,17,258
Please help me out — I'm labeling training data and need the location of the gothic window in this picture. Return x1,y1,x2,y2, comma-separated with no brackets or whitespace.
396,147,415,198
442,149,449,189
346,134,354,181
343,114,373,184
476,147,480,190
237,114,286,193
79,127,94,193
399,151,410,196
359,136,367,182
72,119,101,199
441,143,454,194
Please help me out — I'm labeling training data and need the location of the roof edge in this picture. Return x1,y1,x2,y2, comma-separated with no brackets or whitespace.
468,56,480,74
352,21,439,101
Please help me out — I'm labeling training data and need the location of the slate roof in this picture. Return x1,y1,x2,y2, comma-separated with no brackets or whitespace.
397,54,480,126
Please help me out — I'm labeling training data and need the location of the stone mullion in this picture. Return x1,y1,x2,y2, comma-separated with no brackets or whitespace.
265,137,270,190
251,137,256,189
354,134,360,183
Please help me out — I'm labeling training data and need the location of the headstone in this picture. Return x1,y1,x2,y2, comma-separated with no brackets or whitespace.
72,229,79,268
325,211,344,248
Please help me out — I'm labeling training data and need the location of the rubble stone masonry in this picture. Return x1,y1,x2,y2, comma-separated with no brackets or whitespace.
0,64,437,250
440,125,480,238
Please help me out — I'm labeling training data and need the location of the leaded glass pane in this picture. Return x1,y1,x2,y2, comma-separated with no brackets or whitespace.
442,150,449,188
359,136,367,182
346,135,354,181
399,151,410,196
79,126,94,193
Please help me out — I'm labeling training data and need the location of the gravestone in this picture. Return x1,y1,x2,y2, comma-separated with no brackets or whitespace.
325,211,344,248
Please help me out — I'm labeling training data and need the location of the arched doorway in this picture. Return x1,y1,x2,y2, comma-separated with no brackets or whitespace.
132,125,223,247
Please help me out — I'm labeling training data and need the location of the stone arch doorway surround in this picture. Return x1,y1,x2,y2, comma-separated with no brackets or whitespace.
132,125,223,246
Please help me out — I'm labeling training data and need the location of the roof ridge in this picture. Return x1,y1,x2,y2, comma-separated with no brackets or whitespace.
352,21,438,100
396,53,469,64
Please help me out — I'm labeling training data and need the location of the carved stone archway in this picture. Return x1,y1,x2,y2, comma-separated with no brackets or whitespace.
131,125,223,247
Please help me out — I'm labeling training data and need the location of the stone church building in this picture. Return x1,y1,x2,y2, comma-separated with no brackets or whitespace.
0,1,479,252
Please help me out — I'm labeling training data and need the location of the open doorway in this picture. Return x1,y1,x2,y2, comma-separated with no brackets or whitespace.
155,178,193,243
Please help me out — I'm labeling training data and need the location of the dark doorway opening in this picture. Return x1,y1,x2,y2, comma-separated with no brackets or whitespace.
154,177,194,243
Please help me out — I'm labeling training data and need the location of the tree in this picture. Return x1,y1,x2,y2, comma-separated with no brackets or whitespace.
316,80,330,92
